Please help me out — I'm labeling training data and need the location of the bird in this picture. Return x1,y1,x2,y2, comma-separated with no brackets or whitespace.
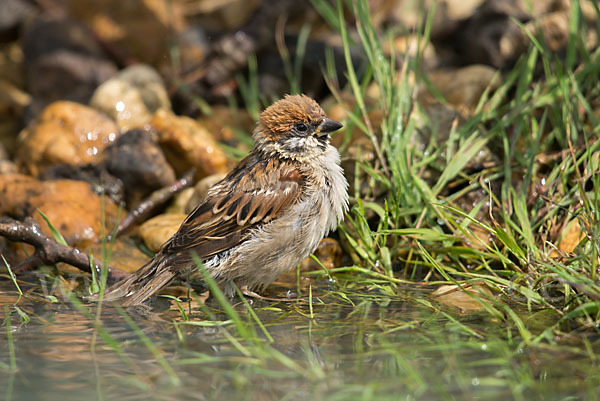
100,94,348,306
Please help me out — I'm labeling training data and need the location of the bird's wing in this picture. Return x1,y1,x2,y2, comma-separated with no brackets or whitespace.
161,155,304,259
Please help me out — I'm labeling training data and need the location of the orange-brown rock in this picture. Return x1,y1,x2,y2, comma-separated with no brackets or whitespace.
151,109,230,179
15,101,120,176
0,174,119,247
65,0,185,68
138,213,187,253
87,238,150,274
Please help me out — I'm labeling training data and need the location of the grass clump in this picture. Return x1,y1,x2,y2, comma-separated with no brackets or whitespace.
311,0,600,335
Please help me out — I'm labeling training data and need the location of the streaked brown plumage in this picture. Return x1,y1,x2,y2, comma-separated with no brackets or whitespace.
100,94,348,306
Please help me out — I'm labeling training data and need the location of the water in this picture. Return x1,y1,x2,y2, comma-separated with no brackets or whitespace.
1,277,598,401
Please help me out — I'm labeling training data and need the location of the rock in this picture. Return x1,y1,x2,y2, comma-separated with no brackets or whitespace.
430,0,486,38
452,0,572,68
103,129,176,205
151,109,230,179
0,79,30,156
299,238,344,272
87,238,150,274
500,11,570,62
432,283,494,313
65,0,186,67
0,174,119,247
22,17,118,115
426,65,500,115
197,105,255,145
15,101,120,176
0,38,25,86
0,161,17,174
170,26,209,77
185,173,226,214
0,0,35,41
167,187,195,215
38,164,124,205
187,0,261,31
389,34,439,69
89,64,171,131
138,213,186,253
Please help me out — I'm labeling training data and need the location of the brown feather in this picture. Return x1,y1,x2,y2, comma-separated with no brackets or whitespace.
159,153,304,260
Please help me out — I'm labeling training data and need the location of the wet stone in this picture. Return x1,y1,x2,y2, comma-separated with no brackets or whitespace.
151,109,230,180
90,64,171,131
0,174,119,247
15,101,120,176
103,129,176,206
38,164,125,205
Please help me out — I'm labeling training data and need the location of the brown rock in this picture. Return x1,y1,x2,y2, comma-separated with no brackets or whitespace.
138,213,186,253
89,64,171,131
427,65,500,115
0,79,30,156
197,105,254,145
187,0,261,31
151,109,230,179
0,160,17,174
0,174,119,247
103,129,176,205
15,101,120,176
500,11,570,61
22,17,118,115
170,27,209,79
0,41,25,88
167,187,195,215
38,164,124,205
65,0,185,67
185,173,226,213
432,283,494,313
300,238,344,272
87,238,150,274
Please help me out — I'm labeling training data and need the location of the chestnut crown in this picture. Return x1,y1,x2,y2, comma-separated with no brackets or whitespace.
253,94,343,157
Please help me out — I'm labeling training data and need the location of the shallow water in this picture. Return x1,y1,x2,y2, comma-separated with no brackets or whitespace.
0,277,598,401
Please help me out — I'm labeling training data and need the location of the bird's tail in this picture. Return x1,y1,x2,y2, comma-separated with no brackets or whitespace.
92,257,177,306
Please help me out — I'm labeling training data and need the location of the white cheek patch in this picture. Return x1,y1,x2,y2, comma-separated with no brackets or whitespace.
283,136,319,152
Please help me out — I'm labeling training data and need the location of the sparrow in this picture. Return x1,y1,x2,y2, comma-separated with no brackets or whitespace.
100,94,349,306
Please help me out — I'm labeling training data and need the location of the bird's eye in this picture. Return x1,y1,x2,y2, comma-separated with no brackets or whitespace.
294,122,308,132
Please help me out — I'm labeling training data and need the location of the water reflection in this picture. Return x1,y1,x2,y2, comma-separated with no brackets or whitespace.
0,279,598,401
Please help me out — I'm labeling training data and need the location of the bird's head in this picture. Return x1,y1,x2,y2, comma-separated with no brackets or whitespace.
253,94,343,160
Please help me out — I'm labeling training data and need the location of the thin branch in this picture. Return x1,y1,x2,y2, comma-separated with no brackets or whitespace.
110,168,196,239
1,217,128,280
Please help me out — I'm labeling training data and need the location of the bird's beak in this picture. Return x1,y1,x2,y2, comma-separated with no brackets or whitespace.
316,118,343,138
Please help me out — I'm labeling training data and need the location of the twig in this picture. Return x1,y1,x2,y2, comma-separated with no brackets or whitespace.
110,168,196,239
0,217,128,280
